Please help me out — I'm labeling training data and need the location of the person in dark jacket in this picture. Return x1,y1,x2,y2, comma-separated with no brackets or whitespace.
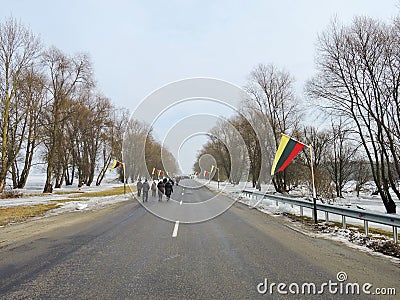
137,179,143,197
142,179,150,202
157,179,165,201
164,178,173,201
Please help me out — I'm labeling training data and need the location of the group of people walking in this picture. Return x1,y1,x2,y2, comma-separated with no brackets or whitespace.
136,178,174,202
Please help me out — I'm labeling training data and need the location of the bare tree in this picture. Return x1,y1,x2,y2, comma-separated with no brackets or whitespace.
353,157,373,197
41,47,93,192
123,118,150,181
244,63,301,192
307,17,399,213
10,68,46,188
302,126,332,199
229,114,261,187
208,118,249,184
96,107,128,185
63,93,113,187
326,119,359,198
0,18,41,192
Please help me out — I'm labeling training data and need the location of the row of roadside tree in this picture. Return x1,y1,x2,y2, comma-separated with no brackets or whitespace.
194,16,400,213
0,17,178,193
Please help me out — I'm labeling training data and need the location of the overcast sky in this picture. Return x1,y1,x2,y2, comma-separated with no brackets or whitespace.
2,1,399,174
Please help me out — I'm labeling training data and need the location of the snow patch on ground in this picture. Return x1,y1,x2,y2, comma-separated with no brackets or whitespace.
198,179,400,260
46,193,132,216
0,173,134,215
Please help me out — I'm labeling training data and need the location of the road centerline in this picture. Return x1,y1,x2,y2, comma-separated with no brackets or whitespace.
172,221,180,237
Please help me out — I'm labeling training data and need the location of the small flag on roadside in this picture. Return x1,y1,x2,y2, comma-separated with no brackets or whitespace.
109,159,122,170
211,165,218,172
271,134,305,175
152,168,156,175
204,170,209,177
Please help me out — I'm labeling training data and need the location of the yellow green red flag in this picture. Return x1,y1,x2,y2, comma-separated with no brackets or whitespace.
109,159,122,170
271,134,305,176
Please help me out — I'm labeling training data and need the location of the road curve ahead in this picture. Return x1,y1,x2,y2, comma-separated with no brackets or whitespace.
0,180,399,299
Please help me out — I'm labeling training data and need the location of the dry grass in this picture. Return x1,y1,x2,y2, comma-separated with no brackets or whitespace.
0,203,60,226
0,185,135,226
71,185,136,198
0,190,23,199
283,213,395,238
54,190,85,195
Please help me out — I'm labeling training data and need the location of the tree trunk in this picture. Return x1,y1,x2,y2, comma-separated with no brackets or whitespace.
11,163,18,189
96,156,111,186
43,168,53,193
381,193,397,213
272,175,285,193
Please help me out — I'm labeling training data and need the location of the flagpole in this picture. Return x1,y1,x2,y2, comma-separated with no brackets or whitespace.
122,163,126,195
309,145,317,223
217,168,220,189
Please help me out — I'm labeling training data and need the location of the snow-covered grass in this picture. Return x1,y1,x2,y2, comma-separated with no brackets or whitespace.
197,178,400,259
0,173,136,226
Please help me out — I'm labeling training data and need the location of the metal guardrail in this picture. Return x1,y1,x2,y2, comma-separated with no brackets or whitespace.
241,190,399,243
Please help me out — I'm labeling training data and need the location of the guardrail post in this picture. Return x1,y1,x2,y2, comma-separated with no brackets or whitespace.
364,220,369,236
241,190,400,237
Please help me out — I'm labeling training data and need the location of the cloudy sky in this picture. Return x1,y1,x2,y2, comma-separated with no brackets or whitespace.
2,1,399,173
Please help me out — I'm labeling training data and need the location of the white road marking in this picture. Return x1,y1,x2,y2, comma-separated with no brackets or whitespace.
180,188,184,205
172,221,180,237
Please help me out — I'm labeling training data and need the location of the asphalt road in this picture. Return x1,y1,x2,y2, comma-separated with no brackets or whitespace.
0,179,399,299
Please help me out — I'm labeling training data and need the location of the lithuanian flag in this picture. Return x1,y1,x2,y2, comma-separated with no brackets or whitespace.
271,134,306,176
109,159,122,170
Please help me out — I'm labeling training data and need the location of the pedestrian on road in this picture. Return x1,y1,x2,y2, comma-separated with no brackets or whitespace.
157,179,165,201
137,178,143,197
151,181,157,197
164,178,173,201
142,179,150,202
